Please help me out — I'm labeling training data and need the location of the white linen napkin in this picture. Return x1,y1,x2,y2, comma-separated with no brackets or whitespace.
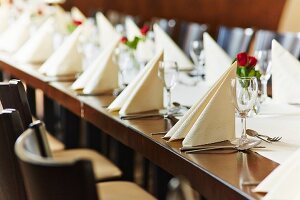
254,148,300,200
0,12,32,53
125,17,142,41
73,39,120,94
39,25,83,76
14,18,55,63
53,5,70,34
0,5,9,33
153,24,194,71
164,63,236,146
71,7,86,22
272,39,300,104
45,0,66,3
203,32,232,85
96,12,121,48
107,50,164,115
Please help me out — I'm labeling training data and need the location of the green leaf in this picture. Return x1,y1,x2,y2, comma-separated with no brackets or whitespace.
126,36,142,49
67,24,77,33
248,69,256,77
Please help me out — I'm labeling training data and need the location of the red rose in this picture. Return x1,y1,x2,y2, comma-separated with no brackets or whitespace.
237,52,248,66
120,36,128,43
140,25,150,35
73,20,82,26
248,56,257,68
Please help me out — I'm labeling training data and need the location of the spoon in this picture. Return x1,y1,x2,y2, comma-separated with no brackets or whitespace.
246,129,272,143
184,140,262,154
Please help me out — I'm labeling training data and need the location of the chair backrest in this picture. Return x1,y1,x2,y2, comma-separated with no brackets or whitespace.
0,109,27,200
217,26,254,58
0,79,33,128
15,122,98,200
253,30,300,58
177,21,208,55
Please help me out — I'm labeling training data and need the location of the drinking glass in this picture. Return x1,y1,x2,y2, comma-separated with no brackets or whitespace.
189,40,205,79
254,50,272,103
231,77,258,145
158,61,178,114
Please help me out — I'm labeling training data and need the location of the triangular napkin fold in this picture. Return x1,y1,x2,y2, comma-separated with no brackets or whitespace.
107,50,164,115
203,32,232,84
15,18,55,63
164,63,236,146
96,12,121,48
272,39,300,104
39,26,83,76
0,5,9,32
71,7,86,22
80,40,119,94
125,17,142,41
153,24,194,70
0,12,32,53
254,149,300,200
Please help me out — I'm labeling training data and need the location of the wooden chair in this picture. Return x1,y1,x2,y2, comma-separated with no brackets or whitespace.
217,26,254,58
0,80,122,181
177,21,208,55
0,109,27,200
15,120,156,200
253,30,300,58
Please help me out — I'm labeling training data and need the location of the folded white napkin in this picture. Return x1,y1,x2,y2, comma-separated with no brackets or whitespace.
203,32,232,85
53,5,70,34
0,12,32,53
14,18,55,63
164,63,236,146
125,17,142,41
71,38,120,94
71,7,86,22
272,39,300,104
254,148,300,200
96,12,121,48
0,5,9,33
107,50,164,115
39,25,83,76
153,24,194,71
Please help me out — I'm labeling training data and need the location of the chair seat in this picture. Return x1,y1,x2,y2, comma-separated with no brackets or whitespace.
97,181,156,200
53,149,122,181
46,131,65,152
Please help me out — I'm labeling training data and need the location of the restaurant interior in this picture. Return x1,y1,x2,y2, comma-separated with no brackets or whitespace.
0,0,299,199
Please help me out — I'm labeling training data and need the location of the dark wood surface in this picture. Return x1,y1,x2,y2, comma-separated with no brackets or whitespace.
0,53,279,199
64,0,286,36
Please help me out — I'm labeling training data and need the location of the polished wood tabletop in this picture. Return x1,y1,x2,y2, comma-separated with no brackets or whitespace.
0,53,279,200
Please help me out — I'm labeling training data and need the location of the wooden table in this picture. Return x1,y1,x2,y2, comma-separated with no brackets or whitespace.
0,53,279,200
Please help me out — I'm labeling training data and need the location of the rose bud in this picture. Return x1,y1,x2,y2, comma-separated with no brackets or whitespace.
248,56,257,68
120,36,128,43
140,24,150,35
237,52,248,66
73,20,82,26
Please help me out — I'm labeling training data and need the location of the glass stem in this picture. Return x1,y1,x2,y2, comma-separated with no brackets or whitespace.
167,88,172,111
241,116,247,140
261,80,268,101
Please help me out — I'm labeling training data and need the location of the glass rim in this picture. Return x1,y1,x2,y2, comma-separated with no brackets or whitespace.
233,76,257,80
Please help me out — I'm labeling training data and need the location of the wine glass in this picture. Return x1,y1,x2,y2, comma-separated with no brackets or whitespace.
158,61,178,114
254,50,272,103
231,77,258,145
189,40,205,80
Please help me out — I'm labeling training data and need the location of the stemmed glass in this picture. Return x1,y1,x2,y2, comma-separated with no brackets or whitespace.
254,50,272,103
189,40,205,80
158,61,178,114
231,77,258,145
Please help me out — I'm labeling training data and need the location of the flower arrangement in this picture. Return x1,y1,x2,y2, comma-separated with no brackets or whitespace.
67,19,83,33
235,52,261,79
120,24,150,49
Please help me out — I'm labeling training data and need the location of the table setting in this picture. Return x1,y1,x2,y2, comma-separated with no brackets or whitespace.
2,2,300,199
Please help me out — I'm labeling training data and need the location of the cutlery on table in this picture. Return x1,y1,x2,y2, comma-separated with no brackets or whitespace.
246,129,282,142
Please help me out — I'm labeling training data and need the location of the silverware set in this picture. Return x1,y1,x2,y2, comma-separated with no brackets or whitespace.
246,129,282,143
